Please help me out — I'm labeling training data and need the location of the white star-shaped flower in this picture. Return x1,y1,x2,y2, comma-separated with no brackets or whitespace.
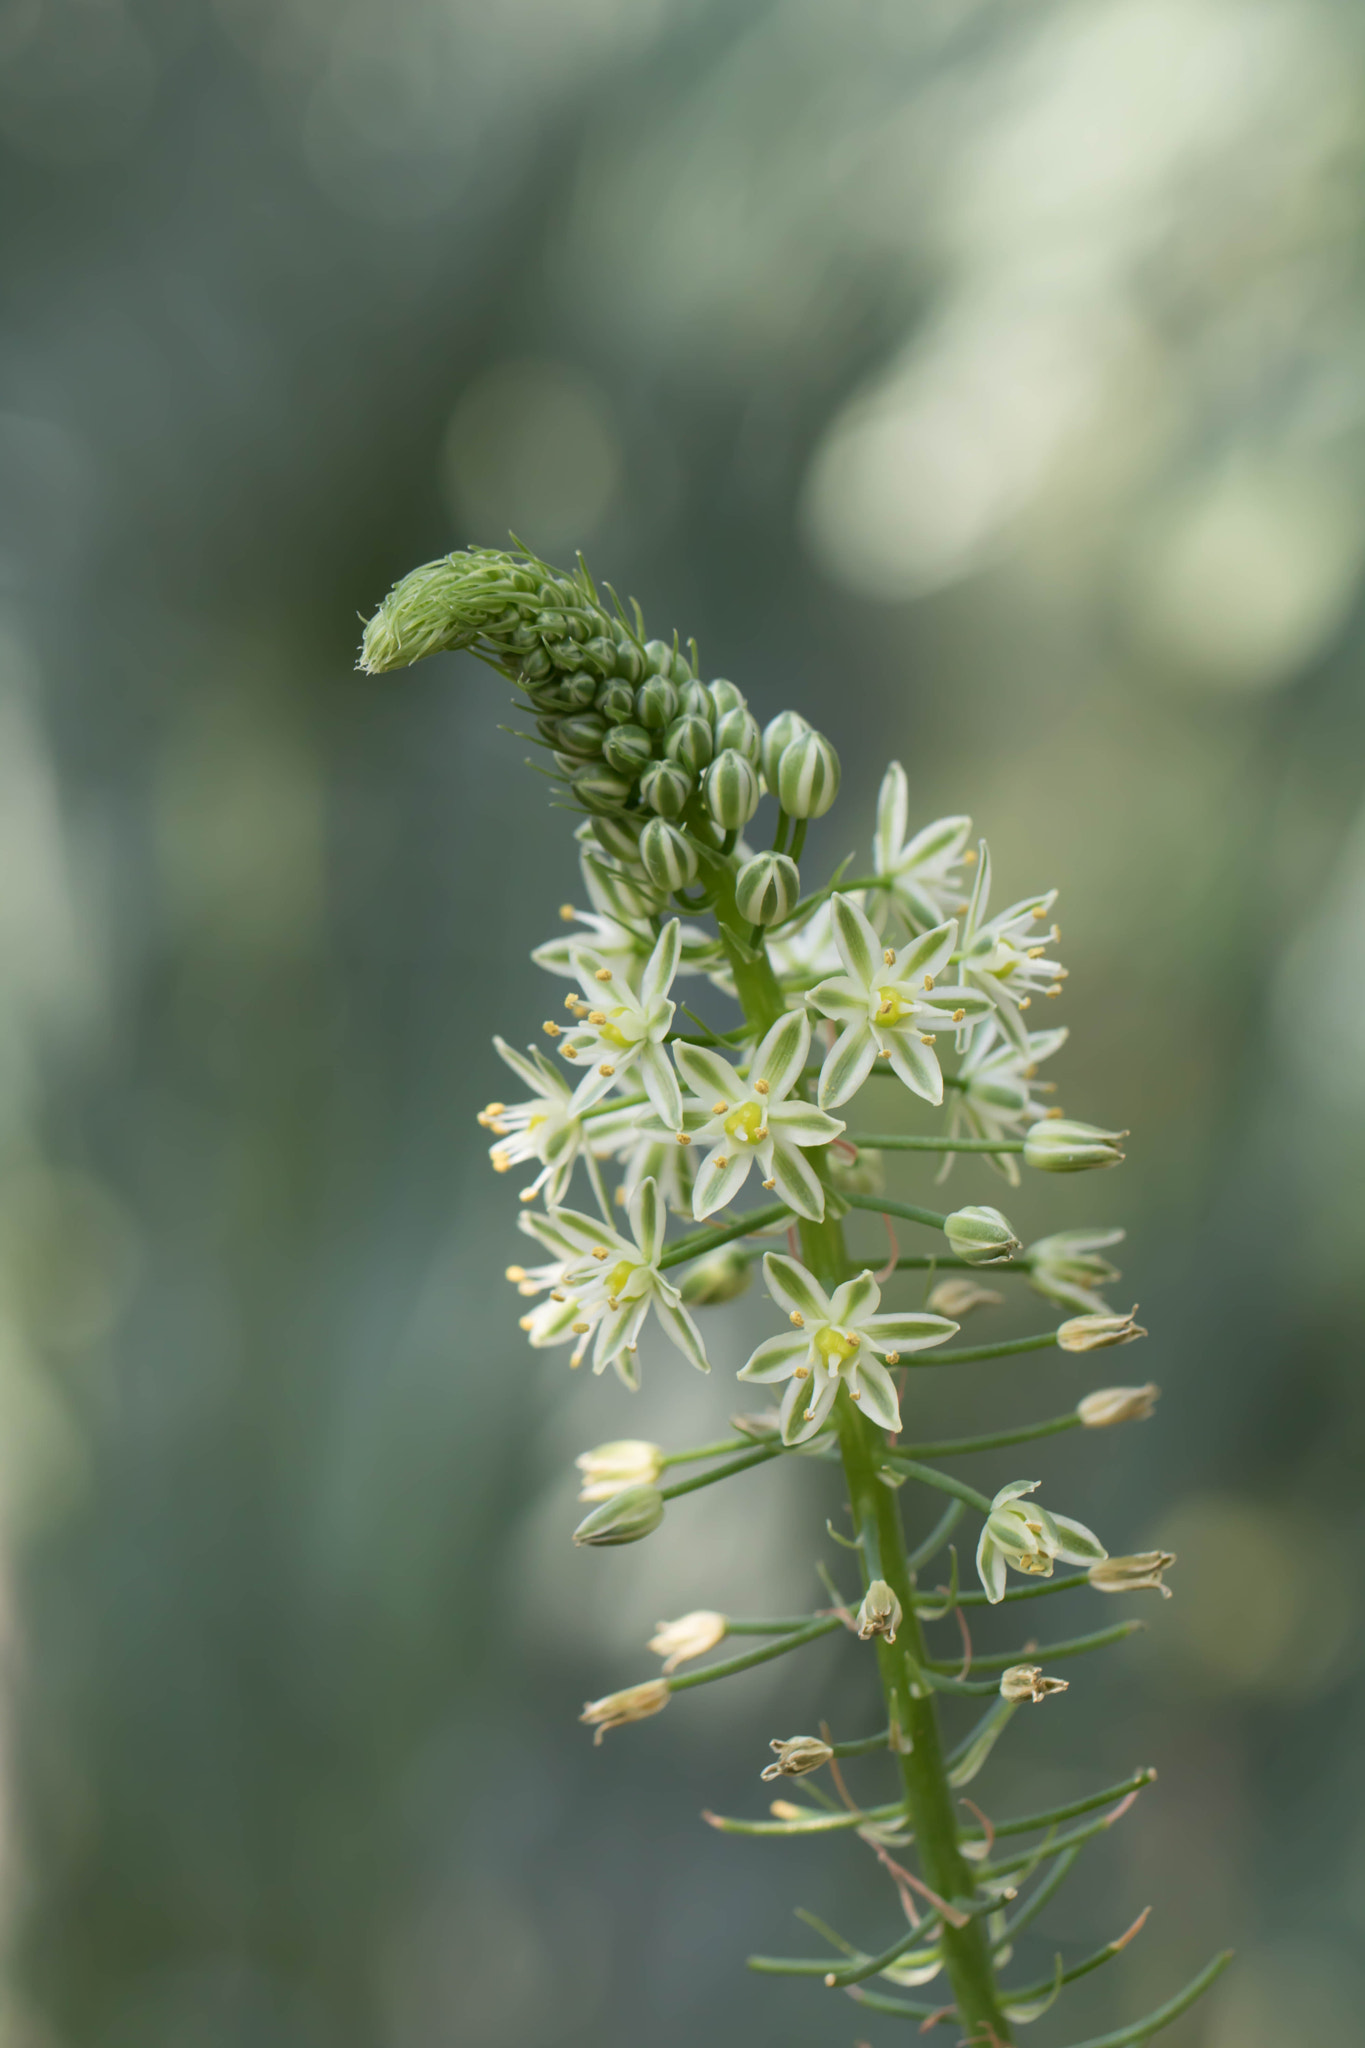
958,843,1066,1051
642,1010,845,1222
479,1037,604,1206
737,1253,957,1443
872,763,973,934
807,894,992,1108
937,1018,1068,1185
556,920,684,1127
511,1177,707,1387
975,1481,1107,1604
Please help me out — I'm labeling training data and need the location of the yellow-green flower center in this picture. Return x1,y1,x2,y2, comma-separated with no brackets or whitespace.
724,1100,764,1145
815,1325,859,1367
874,988,913,1027
605,1259,636,1298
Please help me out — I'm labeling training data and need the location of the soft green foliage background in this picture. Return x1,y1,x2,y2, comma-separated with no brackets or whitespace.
0,2,1363,2043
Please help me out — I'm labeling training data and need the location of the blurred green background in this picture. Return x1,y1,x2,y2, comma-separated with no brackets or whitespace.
1,1,1363,2043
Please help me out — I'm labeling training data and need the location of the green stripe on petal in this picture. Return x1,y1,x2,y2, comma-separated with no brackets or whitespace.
638,1043,683,1129
863,1312,958,1351
767,1141,825,1222
854,1354,901,1434
829,1270,880,1325
751,1009,809,1099
738,1331,810,1382
762,1253,831,1324
831,892,882,986
819,1021,878,1108
652,1295,710,1373
884,1028,944,1105
767,1101,845,1147
675,1041,745,1102
894,920,957,984
692,1147,754,1218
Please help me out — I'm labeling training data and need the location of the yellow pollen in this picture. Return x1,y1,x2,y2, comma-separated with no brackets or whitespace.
804,1407,815,1420
724,1101,763,1145
550,1291,566,1302
880,1046,893,1058
572,1321,590,1334
519,1314,534,1330
883,948,896,966
595,967,613,982
756,1127,768,1141
753,1078,770,1095
924,973,934,991
762,1177,776,1189
599,1063,616,1076
1018,996,1031,1011
885,1351,900,1364
920,1033,936,1045
543,1021,561,1037
712,1101,728,1114
1045,987,1062,999
505,1265,526,1283
964,849,978,865
1051,924,1061,941
484,1101,505,1117
851,1388,862,1400
1031,905,1046,919
1027,945,1046,959
953,1008,965,1023
589,1010,608,1026
559,904,575,922
1023,1063,1038,1079
564,994,579,1010
789,1311,804,1327
517,1187,536,1203
715,1155,729,1169
563,1047,578,1059
491,1151,511,1171
794,1365,809,1380
677,1132,692,1146
592,1247,609,1261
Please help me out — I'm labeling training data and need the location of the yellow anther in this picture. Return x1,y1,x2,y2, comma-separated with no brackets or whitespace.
880,1046,893,1058
804,1407,815,1421
563,1047,578,1059
519,1314,535,1330
1027,945,1047,959
1031,905,1047,919
885,1350,900,1364
564,993,580,1010
599,1063,616,1075
505,1265,527,1283
1045,1105,1064,1118
595,967,613,982
592,1247,609,1260
920,1033,936,1045
517,1187,536,1203
1051,924,1061,941
762,1177,776,1190
559,904,576,922
715,1155,729,1168
851,1388,862,1400
964,848,978,864
756,1127,768,1141
543,1020,562,1037
491,1151,511,1171
572,1321,590,1334
589,1010,608,1027
1017,997,1031,1011
1045,986,1062,999
1023,1063,1038,1080
794,1364,809,1380
712,1100,728,1115
789,1311,804,1327
883,947,896,966
753,1078,770,1095
677,1132,691,1145
483,1102,505,1117
924,973,934,991
953,1008,965,1023
550,1291,566,1302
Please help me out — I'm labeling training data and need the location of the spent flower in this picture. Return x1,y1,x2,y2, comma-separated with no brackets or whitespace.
761,1736,834,1781
580,1680,670,1744
1057,1306,1147,1353
575,1439,664,1501
1078,1384,1160,1428
1000,1665,1070,1704
1089,1552,1177,1597
649,1610,727,1673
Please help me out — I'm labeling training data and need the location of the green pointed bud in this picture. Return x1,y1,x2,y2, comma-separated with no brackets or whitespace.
713,706,761,763
537,671,597,712
705,748,760,829
555,713,607,758
572,1485,665,1547
590,812,644,862
760,709,810,790
521,645,554,681
1024,1118,1127,1172
679,1246,752,1305
640,818,700,893
580,635,623,677
776,729,841,818
636,677,679,730
944,1205,1023,1265
596,678,637,724
664,712,714,775
573,764,634,813
676,677,712,720
643,638,684,679
707,678,747,721
734,852,800,925
601,723,655,776
639,758,694,817
612,636,645,684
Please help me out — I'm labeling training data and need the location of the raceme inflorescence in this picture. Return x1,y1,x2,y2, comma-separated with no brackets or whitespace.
361,543,1229,2047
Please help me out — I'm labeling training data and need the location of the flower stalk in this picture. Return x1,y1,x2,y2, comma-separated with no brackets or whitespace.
360,541,1225,2045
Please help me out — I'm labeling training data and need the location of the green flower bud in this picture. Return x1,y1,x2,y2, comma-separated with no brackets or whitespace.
602,723,655,776
676,678,712,720
760,709,810,790
944,1205,1023,1266
679,1246,753,1305
595,679,637,725
643,638,685,680
559,671,601,710
591,813,644,863
664,712,714,775
636,677,679,730
734,852,800,925
575,1439,664,1500
714,705,761,763
640,818,700,893
572,1484,665,1547
555,713,607,758
707,677,746,721
1023,1119,1128,1172
573,764,634,813
521,645,554,682
612,637,645,684
582,634,624,677
776,729,841,818
705,748,760,829
545,638,587,672
639,759,694,817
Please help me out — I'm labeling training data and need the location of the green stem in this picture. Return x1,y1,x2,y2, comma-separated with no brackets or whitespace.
659,1446,779,1499
891,1412,1081,1458
848,1133,1025,1154
659,1436,754,1466
657,1202,789,1270
904,1331,1060,1369
666,1615,841,1691
718,917,1015,2043
842,1189,949,1230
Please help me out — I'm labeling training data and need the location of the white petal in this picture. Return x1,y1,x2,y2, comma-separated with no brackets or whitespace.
1048,1513,1108,1565
853,1353,901,1434
806,974,868,1025
788,1373,840,1443
544,1206,624,1255
762,1253,831,1324
829,1270,880,1325
592,1295,649,1373
751,1009,809,1100
737,1331,810,1382
631,1177,665,1264
653,1294,711,1373
767,1141,825,1222
964,840,991,938
692,1147,754,1218
638,1043,683,1129
492,1036,561,1099
819,1022,878,1109
976,1529,1007,1604
675,1040,745,1103
767,1101,845,1147
830,893,882,988
893,920,957,985
640,918,682,1006
863,1312,958,1352
873,761,909,873
883,1029,944,1105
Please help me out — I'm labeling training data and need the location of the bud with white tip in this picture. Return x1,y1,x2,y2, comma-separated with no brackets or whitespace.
1089,1551,1176,1598
855,1579,902,1643
648,1610,727,1673
575,1440,664,1502
580,1680,671,1744
705,748,761,829
776,728,840,818
713,705,761,763
663,711,713,775
639,758,693,818
944,1205,1022,1266
761,709,809,790
572,1485,665,1546
761,1735,834,1781
1058,1307,1147,1352
1000,1664,1069,1704
1078,1384,1160,1428
1024,1119,1128,1172
640,817,699,893
735,852,800,926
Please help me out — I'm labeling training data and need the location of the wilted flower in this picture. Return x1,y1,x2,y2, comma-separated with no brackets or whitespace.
1078,1385,1160,1428
575,1439,664,1500
648,1610,727,1673
761,1736,834,1781
1027,1228,1124,1316
926,1278,1003,1318
856,1579,903,1642
1000,1664,1070,1704
580,1680,671,1744
1057,1306,1147,1353
1089,1552,1177,1598
976,1480,1107,1604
